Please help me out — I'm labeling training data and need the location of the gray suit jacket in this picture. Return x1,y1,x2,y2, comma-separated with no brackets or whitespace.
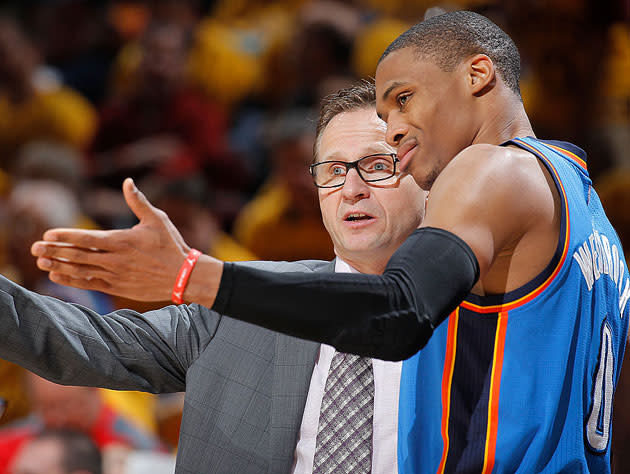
0,259,333,473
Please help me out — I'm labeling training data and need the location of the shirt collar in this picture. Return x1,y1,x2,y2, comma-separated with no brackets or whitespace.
334,257,361,274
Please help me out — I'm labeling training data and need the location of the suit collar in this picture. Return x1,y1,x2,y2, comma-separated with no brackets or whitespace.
271,335,319,472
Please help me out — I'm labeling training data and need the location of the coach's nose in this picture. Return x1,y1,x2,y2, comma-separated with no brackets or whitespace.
341,168,370,202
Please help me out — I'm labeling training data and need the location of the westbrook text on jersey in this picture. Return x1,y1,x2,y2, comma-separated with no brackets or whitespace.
573,230,630,315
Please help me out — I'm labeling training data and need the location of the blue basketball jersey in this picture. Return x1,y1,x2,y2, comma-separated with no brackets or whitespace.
398,137,630,473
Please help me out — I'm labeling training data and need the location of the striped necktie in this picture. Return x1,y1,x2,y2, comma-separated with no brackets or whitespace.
313,351,374,473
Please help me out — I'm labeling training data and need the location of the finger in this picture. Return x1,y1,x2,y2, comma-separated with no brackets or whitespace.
38,229,128,252
122,178,161,222
36,257,116,282
31,242,114,270
48,272,114,294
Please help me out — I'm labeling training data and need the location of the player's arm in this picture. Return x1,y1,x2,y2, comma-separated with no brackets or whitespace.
32,158,542,361
421,144,549,285
31,179,477,360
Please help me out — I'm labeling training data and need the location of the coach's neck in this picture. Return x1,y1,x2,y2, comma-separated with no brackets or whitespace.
338,252,390,276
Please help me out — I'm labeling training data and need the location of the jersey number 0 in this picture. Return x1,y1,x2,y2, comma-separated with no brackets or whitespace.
586,322,614,453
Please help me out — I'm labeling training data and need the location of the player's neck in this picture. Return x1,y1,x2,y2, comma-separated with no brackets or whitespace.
474,92,535,146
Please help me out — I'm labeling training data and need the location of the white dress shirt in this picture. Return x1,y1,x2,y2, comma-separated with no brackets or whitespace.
292,258,402,473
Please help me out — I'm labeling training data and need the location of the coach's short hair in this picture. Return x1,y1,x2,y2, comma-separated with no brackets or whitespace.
314,80,376,161
380,11,521,96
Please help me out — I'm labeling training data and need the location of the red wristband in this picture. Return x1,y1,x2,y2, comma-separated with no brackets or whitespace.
172,248,202,304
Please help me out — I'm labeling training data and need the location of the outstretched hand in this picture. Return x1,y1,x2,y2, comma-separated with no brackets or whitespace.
31,178,192,302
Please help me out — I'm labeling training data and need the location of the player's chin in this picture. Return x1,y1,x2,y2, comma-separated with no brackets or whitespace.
411,166,439,191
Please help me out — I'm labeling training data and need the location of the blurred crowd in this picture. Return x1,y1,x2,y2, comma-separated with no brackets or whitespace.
0,0,627,473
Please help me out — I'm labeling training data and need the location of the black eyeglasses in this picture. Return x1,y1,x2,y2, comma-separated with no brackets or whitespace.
309,153,399,188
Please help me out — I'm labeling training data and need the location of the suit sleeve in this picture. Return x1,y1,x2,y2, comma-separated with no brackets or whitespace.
0,275,215,392
213,227,480,361
0,260,326,392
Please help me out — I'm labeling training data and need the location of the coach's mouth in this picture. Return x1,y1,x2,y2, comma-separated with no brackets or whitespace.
344,212,374,222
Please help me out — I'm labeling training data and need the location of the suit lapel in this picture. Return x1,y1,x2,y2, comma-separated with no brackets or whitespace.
270,260,335,473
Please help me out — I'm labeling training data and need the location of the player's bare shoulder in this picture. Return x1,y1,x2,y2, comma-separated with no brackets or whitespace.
425,141,558,242
423,142,561,289
432,143,544,202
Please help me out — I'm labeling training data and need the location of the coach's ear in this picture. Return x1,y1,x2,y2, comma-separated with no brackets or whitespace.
468,54,496,97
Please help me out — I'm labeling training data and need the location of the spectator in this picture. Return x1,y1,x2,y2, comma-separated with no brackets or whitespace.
0,362,28,429
599,169,630,472
352,17,410,79
0,173,91,430
20,0,121,106
89,21,246,202
283,2,358,108
233,109,335,261
9,429,101,474
0,180,155,440
0,17,96,170
0,374,163,473
149,177,256,262
597,168,630,256
596,22,630,169
1,180,109,310
11,141,86,202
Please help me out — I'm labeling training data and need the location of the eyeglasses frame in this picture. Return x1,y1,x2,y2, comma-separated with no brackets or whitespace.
309,153,400,189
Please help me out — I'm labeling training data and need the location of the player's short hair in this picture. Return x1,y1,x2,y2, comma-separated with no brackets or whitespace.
380,11,521,96
314,80,376,161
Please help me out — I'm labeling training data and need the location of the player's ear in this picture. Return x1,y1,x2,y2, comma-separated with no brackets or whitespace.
468,54,496,96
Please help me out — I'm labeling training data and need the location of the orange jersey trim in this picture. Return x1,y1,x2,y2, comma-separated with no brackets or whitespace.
461,140,570,313
437,309,460,474
482,311,509,474
546,143,588,171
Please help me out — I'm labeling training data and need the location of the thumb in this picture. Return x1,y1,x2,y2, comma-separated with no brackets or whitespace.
122,178,158,222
